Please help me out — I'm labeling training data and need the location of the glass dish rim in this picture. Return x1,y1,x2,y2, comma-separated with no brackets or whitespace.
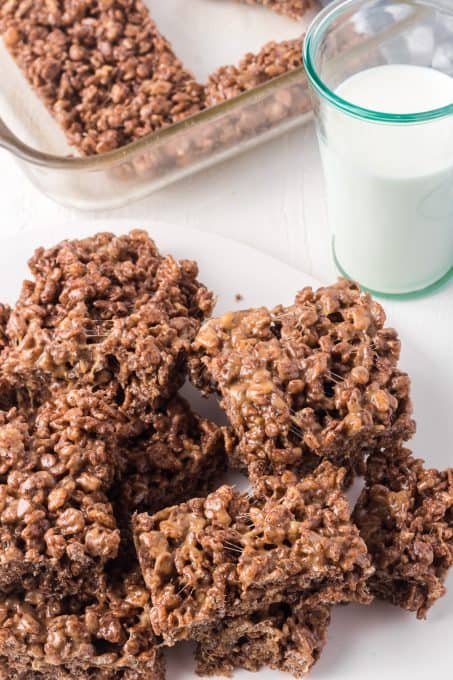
1,66,306,170
303,0,453,124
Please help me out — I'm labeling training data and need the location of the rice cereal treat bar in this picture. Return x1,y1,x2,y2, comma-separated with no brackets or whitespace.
0,387,122,595
0,565,165,679
133,461,373,644
116,395,227,521
195,599,330,677
0,305,14,411
354,447,453,619
190,279,415,481
0,0,205,155
205,37,306,106
1,230,214,418
235,0,316,20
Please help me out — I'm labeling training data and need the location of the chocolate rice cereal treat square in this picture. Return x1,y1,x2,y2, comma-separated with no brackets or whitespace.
190,279,415,482
133,461,373,644
354,447,453,619
116,395,227,521
195,599,330,677
205,38,306,106
0,386,122,595
0,565,164,680
0,0,205,155
235,0,316,20
1,230,214,418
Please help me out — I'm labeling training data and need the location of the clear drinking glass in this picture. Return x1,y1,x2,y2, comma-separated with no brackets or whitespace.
304,0,453,298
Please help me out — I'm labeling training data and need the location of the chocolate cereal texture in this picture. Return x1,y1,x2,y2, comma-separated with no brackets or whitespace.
0,564,164,679
191,279,415,482
115,394,228,521
1,230,214,418
354,447,453,618
195,599,331,678
205,37,305,106
0,230,226,676
235,0,316,20
0,389,121,595
0,0,205,155
0,0,314,159
0,305,11,353
133,461,373,644
0,225,452,678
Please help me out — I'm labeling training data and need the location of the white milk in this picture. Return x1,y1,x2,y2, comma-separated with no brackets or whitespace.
319,64,453,294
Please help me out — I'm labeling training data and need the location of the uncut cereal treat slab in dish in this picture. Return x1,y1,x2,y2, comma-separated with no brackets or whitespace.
133,461,373,645
191,279,415,482
0,565,164,679
116,395,228,521
0,660,161,680
195,599,330,678
354,447,453,619
0,386,122,595
0,0,205,155
1,230,214,419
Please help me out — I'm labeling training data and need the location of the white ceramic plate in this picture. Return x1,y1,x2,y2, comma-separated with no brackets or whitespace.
0,221,450,680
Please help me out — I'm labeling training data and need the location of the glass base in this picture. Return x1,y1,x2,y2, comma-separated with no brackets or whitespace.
332,239,453,300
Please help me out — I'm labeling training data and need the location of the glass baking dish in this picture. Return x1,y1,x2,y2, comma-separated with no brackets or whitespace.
0,0,315,210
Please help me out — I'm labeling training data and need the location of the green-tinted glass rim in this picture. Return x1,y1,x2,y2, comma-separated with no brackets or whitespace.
303,0,453,123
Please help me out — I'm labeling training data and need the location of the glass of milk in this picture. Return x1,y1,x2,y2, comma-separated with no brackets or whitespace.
304,0,453,297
